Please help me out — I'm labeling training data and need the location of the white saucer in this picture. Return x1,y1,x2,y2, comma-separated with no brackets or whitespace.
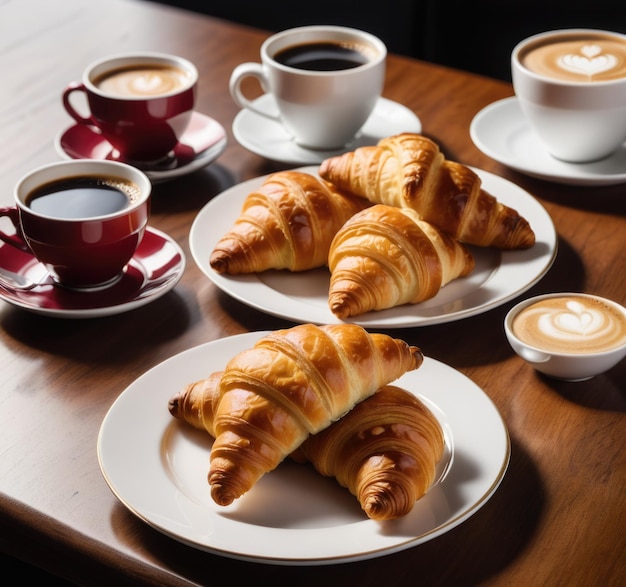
0,228,185,318
470,97,626,186
233,95,422,165
55,111,227,183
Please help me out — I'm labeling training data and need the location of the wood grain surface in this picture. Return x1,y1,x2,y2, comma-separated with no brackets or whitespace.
1,1,624,585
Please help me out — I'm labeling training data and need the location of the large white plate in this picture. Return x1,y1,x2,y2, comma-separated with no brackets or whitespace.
189,166,557,327
98,331,510,565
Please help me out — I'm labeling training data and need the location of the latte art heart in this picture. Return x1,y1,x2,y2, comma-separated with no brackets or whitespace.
545,301,602,338
132,74,168,93
557,45,618,78
520,37,626,82
581,44,602,58
96,65,191,97
512,296,626,354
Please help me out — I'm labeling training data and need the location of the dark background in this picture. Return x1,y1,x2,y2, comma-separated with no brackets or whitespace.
148,0,626,80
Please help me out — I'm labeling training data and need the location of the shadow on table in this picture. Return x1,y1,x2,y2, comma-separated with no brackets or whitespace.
106,433,542,586
0,288,193,365
149,162,238,214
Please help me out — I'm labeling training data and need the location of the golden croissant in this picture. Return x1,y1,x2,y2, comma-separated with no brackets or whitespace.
209,170,369,274
318,133,535,249
328,204,475,318
290,384,444,520
171,376,444,521
168,323,423,506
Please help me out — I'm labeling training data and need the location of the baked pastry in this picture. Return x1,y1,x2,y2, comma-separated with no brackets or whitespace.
171,377,444,521
290,384,445,520
328,204,475,318
318,133,535,249
168,323,423,506
209,170,369,274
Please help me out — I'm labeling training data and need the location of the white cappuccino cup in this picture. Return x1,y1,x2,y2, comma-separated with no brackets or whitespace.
512,29,626,163
229,25,387,150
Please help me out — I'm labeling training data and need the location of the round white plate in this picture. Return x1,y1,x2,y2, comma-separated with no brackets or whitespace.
98,331,510,565
233,95,422,165
189,166,557,328
470,97,626,186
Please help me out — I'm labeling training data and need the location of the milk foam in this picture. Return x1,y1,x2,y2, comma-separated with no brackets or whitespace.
557,45,618,78
513,296,626,354
96,66,190,97
522,37,626,82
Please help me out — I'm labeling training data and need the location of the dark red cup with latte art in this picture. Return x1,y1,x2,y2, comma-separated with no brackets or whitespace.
63,52,197,163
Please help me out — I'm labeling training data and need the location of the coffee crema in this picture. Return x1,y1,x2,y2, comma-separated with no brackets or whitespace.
26,176,141,219
274,41,372,71
512,296,626,354
94,64,192,97
521,35,626,82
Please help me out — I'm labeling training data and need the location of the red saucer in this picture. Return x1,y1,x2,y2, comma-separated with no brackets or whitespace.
55,112,227,182
0,228,185,318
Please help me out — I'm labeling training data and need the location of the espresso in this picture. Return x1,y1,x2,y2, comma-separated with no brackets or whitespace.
27,176,141,219
512,296,626,354
274,41,372,71
93,64,192,97
521,33,626,82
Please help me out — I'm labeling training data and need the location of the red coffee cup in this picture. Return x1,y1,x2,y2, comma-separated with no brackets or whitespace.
0,160,151,290
63,52,197,163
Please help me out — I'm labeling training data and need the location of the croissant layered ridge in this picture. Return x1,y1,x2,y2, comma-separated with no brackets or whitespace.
169,324,423,507
291,384,444,520
318,133,535,250
328,204,475,318
170,377,443,520
209,170,370,274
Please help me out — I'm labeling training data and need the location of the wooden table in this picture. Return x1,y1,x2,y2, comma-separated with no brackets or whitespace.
1,1,624,585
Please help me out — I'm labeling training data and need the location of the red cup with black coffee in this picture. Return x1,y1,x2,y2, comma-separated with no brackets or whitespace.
0,160,151,289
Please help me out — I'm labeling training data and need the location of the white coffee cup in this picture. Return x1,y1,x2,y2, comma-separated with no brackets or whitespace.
512,29,626,163
229,25,387,150
504,292,626,381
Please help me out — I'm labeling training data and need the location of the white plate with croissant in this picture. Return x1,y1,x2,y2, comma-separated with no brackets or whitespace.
190,137,556,327
98,327,510,565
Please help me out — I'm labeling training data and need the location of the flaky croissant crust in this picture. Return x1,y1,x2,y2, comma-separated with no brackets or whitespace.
318,133,535,250
328,204,475,318
209,170,369,274
291,384,445,520
170,376,444,521
170,323,423,507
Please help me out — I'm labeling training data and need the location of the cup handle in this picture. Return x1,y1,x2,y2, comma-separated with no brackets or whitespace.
0,206,30,252
229,63,280,121
519,347,551,364
62,81,96,127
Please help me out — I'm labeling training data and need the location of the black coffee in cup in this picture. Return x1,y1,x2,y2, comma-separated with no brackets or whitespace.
274,42,371,71
26,176,141,219
230,26,386,149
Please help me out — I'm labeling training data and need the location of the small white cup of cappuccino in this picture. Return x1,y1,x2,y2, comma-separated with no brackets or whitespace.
504,292,626,381
512,29,626,163
229,25,387,150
